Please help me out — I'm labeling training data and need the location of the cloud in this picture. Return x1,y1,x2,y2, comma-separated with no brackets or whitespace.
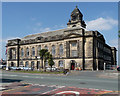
86,17,118,31
36,22,42,26
33,27,52,32
109,39,118,49
31,17,36,21
40,27,51,32
33,23,66,33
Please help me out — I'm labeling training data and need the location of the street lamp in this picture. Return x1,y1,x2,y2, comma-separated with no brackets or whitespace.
104,62,106,70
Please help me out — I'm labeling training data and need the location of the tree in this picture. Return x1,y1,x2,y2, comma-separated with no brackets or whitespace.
39,49,48,69
44,52,51,71
39,49,54,72
48,54,54,71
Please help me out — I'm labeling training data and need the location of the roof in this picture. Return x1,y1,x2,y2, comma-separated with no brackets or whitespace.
22,29,66,40
71,6,83,17
22,27,85,40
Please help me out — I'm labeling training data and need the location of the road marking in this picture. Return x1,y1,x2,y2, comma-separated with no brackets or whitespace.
42,88,59,94
9,75,17,77
40,77,43,79
56,91,80,95
34,76,40,78
22,76,29,77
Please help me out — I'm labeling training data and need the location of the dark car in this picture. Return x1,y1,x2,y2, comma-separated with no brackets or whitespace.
117,67,120,71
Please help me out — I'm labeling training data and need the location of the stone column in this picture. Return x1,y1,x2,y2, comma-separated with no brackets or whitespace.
66,41,70,58
79,40,82,57
35,45,38,57
29,46,32,57
77,40,80,57
56,43,59,58
82,30,85,70
24,47,26,58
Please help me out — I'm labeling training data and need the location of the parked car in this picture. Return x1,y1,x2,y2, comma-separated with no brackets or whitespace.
23,67,32,71
16,67,32,71
46,67,58,71
0,65,6,69
10,67,18,70
117,66,120,71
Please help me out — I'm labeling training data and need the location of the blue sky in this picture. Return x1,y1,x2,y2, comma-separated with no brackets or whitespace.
2,2,118,63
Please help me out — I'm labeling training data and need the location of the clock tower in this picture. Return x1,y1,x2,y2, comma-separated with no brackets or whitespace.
67,6,86,28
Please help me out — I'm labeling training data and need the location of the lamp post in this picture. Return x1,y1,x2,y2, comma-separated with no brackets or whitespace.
104,62,106,70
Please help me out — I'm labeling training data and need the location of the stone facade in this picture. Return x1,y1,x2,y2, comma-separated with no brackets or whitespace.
6,6,117,70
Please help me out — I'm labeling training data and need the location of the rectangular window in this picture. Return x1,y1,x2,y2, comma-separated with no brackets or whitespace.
12,49,16,59
71,42,77,47
71,50,78,57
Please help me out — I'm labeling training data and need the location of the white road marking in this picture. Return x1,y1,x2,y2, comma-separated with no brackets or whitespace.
56,91,80,95
22,76,29,77
35,77,40,78
9,75,17,77
40,77,43,79
42,88,59,94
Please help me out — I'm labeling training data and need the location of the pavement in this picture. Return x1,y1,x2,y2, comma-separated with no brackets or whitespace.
1,70,120,95
1,82,119,95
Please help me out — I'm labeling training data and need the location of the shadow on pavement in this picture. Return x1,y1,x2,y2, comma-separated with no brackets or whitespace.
1,78,22,83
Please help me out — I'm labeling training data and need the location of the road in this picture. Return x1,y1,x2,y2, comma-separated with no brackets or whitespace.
1,70,118,91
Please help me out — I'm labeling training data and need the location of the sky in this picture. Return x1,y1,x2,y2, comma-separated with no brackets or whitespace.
1,2,118,64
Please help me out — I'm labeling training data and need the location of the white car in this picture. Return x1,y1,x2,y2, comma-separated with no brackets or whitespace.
23,67,32,70
46,67,57,71
10,67,17,70
17,67,31,70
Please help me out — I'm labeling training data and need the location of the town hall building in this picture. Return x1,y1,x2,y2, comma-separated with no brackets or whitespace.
6,6,117,70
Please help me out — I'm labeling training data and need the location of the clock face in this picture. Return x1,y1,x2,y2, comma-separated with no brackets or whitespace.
72,16,76,21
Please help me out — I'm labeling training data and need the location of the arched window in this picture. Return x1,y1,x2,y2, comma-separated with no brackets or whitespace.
59,60,64,67
45,61,48,67
59,44,63,55
21,48,24,57
32,47,35,56
26,48,29,57
20,61,23,67
11,62,14,67
25,61,29,67
37,45,41,56
45,46,48,50
37,61,40,69
52,45,55,55
31,61,34,69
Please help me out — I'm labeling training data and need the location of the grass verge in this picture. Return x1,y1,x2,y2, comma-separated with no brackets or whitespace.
10,70,64,74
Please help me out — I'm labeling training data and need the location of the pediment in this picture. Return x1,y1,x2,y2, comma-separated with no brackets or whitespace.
65,33,81,38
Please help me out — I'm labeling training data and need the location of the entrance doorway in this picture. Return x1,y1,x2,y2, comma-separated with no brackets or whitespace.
70,60,76,70
37,61,40,69
11,62,14,67
98,61,104,70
